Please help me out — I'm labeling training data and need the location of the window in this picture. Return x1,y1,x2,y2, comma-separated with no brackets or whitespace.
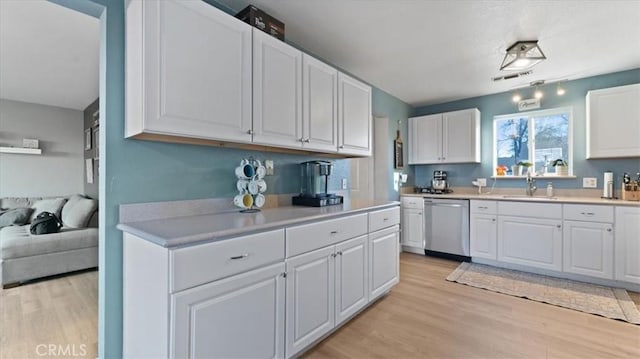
493,107,572,176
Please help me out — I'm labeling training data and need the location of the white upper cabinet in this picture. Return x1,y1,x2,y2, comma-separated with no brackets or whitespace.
408,108,480,164
338,73,372,156
253,29,303,149
302,55,338,152
126,0,252,142
586,84,640,158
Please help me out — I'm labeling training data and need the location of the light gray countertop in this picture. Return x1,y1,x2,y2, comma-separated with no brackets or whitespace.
401,192,640,206
117,200,400,248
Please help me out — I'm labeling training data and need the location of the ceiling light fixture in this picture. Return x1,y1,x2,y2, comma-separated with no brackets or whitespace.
500,40,547,71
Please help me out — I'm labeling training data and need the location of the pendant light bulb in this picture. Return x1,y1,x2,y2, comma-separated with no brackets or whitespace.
512,93,522,102
534,88,543,99
556,85,566,96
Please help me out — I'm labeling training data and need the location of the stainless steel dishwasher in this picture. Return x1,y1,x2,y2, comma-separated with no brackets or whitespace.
423,198,470,259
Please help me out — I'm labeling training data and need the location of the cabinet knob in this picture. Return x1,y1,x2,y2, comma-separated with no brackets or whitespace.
337,251,343,256
303,138,310,143
338,145,344,149
442,157,446,160
607,228,613,232
556,225,562,229
492,218,496,222
331,253,337,258
246,130,253,135
299,138,304,142
417,212,422,215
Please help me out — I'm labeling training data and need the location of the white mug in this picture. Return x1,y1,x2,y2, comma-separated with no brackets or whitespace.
233,192,254,209
235,164,255,179
236,179,249,192
253,193,265,208
255,165,266,179
248,179,267,195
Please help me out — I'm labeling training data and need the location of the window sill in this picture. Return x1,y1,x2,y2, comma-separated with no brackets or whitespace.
491,175,577,180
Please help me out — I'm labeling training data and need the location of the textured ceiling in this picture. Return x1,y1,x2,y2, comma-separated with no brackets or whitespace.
218,0,640,106
0,0,99,110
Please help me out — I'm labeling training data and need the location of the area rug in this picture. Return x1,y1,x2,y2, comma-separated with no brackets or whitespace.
446,262,640,324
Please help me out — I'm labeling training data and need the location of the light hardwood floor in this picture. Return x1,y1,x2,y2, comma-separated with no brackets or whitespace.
0,270,98,359
1,255,638,359
304,253,640,359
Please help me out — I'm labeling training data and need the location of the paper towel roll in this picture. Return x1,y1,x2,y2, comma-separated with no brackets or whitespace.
603,171,614,198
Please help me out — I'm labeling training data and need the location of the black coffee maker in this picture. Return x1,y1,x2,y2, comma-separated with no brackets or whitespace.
292,161,344,207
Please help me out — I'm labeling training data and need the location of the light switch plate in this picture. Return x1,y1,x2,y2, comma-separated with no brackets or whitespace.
341,178,348,190
265,160,274,175
583,177,597,188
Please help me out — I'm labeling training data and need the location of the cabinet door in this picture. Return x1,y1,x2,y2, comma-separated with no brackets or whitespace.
285,246,335,357
615,206,640,284
253,29,302,149
338,73,372,156
369,226,400,300
497,216,562,271
171,263,285,359
128,0,252,142
441,109,480,163
586,84,640,158
335,235,368,326
470,214,497,260
563,221,613,279
401,208,424,249
408,114,441,164
302,54,338,152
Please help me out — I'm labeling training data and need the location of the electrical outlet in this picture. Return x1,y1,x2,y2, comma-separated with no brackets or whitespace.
477,178,487,187
341,178,348,190
583,177,597,188
265,160,274,175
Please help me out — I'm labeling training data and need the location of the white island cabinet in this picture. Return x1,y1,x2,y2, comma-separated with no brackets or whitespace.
121,203,400,359
125,0,252,143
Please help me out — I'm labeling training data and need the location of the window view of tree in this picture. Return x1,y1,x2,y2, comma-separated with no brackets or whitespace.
494,108,572,176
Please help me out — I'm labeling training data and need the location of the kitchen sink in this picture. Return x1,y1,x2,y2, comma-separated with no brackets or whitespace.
501,195,558,200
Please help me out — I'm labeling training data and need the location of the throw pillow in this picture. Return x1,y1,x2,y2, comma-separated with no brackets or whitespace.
0,207,34,228
29,198,68,223
61,194,98,228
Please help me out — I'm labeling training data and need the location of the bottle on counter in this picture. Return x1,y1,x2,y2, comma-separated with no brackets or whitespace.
546,182,554,198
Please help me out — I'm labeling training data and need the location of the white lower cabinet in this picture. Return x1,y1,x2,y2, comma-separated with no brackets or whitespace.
171,262,285,359
470,214,497,260
335,236,369,325
615,206,640,284
285,246,335,357
563,221,614,279
369,226,400,300
497,216,562,271
401,208,424,250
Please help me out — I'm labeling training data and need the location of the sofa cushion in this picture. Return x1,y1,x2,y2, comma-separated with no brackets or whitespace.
0,225,98,260
0,208,33,228
0,197,43,209
61,195,98,228
29,198,67,223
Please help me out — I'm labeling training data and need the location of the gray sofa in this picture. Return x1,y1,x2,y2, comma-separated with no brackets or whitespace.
0,195,98,288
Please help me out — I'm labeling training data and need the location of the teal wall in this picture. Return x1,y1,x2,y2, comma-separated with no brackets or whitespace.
50,0,411,357
412,69,640,190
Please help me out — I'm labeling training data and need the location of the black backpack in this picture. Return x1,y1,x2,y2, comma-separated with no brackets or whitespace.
30,212,62,235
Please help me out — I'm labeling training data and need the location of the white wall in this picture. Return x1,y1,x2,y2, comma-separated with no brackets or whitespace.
0,98,84,197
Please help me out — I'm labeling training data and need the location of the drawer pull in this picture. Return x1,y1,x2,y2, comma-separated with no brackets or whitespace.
383,218,389,221
478,206,488,209
230,254,249,260
330,230,338,235
581,212,595,216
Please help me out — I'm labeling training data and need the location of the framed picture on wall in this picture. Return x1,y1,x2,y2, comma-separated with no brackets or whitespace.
93,127,99,158
84,129,92,150
394,130,404,169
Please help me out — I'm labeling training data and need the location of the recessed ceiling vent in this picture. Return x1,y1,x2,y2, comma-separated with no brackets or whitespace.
492,70,532,82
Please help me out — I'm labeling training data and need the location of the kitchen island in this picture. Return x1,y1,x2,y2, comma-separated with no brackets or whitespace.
118,199,400,359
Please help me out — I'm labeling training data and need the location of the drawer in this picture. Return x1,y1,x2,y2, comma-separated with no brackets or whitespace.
498,201,561,219
369,206,400,232
470,200,497,214
401,196,424,209
170,229,285,292
563,204,613,223
286,213,368,258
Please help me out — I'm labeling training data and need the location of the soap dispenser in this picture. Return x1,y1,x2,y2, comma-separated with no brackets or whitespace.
546,182,554,198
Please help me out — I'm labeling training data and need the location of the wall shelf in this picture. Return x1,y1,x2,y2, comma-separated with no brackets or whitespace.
0,146,42,155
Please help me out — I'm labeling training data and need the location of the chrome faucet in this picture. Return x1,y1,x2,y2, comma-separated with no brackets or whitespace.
525,171,537,196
